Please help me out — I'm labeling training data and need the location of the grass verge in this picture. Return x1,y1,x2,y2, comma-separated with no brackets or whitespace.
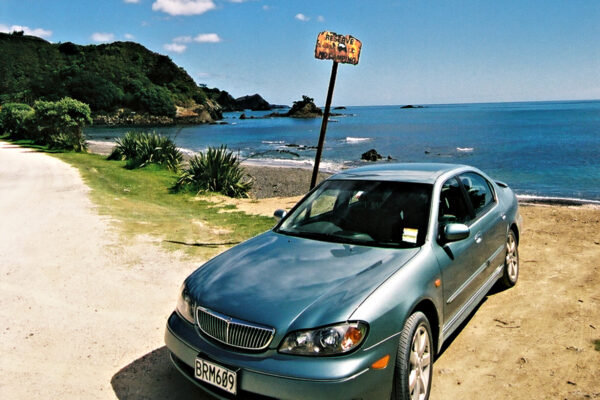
51,150,274,259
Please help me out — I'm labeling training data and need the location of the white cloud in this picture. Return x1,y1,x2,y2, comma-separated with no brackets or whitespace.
194,33,222,43
295,13,309,22
317,15,325,22
124,33,135,40
173,35,193,43
0,24,52,38
91,32,115,42
123,0,141,3
164,43,187,53
262,5,269,11
152,0,216,16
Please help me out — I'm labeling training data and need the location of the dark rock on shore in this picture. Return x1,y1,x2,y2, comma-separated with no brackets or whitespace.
361,149,383,161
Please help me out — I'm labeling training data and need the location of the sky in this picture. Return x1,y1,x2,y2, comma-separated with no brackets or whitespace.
1,0,599,106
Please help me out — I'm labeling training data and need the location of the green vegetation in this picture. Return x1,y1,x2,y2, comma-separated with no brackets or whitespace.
0,97,91,151
176,146,253,198
0,103,33,139
594,339,600,352
31,97,92,151
108,131,182,171
0,32,226,119
53,151,273,259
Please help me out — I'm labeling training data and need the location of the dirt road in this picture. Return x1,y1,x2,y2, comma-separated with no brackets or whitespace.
0,142,208,399
1,142,598,399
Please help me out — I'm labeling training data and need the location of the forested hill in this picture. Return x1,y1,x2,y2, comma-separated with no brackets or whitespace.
0,32,233,123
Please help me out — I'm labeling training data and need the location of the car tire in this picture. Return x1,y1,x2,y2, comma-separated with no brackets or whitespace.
498,230,519,289
391,311,433,400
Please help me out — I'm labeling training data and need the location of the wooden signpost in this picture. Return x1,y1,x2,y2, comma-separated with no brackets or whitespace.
310,32,362,189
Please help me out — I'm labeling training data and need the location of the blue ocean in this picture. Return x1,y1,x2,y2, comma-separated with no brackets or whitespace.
86,100,600,201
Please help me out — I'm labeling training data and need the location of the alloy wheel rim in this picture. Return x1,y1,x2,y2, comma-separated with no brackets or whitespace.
506,234,518,282
408,325,431,400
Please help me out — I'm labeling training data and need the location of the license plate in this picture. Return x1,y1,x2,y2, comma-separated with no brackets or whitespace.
194,357,237,395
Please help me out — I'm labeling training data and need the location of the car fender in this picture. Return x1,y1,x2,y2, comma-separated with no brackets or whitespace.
349,246,443,352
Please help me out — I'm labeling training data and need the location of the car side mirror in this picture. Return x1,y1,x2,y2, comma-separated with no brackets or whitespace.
273,209,287,221
443,223,470,242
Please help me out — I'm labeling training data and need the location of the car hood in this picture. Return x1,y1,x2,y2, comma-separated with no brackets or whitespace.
186,231,419,342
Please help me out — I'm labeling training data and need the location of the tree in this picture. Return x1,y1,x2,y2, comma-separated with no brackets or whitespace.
136,85,176,117
0,103,34,139
30,97,92,151
67,73,124,112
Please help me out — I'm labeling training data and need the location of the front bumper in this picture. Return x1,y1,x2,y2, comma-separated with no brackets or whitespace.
165,312,395,400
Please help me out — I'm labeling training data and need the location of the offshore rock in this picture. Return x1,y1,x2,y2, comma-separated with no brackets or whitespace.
286,95,323,118
361,149,383,161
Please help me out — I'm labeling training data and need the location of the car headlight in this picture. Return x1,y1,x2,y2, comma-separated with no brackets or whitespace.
176,283,195,324
279,322,368,356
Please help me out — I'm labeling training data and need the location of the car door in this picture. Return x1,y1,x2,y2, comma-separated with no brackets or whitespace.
433,176,480,325
458,172,507,290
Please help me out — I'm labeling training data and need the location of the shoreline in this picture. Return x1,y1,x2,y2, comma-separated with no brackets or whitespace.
86,140,600,205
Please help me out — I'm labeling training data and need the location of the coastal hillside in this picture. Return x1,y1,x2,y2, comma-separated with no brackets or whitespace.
0,32,242,123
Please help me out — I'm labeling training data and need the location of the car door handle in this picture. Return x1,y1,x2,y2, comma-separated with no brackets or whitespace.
474,232,483,244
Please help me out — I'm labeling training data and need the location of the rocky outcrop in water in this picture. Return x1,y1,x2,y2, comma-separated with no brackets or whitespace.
361,149,383,161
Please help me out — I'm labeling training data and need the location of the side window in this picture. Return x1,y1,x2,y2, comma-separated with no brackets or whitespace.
439,178,471,224
459,172,495,216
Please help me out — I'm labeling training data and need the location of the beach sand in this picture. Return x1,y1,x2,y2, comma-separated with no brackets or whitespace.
1,141,599,399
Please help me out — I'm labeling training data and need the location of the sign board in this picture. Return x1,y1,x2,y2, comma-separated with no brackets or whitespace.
315,31,362,65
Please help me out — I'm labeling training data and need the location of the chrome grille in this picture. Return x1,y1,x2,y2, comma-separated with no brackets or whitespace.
196,307,275,350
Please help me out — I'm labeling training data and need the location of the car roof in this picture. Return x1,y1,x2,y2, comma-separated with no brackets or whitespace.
328,163,470,184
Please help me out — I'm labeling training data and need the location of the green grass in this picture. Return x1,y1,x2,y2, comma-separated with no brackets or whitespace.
594,339,600,352
48,150,275,259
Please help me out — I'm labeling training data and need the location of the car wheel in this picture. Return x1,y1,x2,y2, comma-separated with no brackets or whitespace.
391,312,433,400
499,230,519,289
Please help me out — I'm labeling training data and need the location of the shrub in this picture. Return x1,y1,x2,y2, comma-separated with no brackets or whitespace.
175,145,252,198
108,131,182,171
30,97,92,151
0,103,34,139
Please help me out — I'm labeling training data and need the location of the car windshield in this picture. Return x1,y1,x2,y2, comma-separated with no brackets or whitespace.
277,180,432,248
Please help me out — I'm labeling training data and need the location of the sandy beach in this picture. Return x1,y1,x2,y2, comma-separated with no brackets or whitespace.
1,141,599,399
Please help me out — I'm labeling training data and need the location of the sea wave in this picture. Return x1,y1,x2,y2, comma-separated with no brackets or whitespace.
261,140,286,144
345,137,372,143
456,147,474,152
